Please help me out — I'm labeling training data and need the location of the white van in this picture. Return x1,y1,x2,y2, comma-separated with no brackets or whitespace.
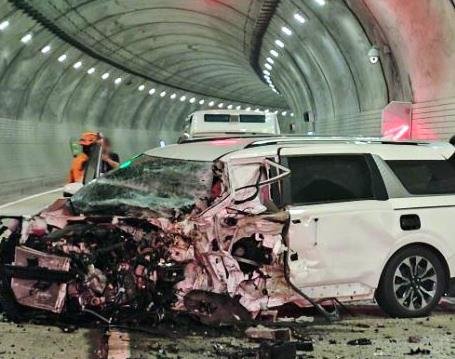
180,110,280,141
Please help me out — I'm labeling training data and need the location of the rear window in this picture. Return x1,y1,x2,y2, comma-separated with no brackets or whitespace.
239,115,266,123
204,114,230,123
387,160,455,195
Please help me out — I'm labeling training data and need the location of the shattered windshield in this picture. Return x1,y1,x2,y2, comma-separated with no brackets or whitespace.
70,155,215,217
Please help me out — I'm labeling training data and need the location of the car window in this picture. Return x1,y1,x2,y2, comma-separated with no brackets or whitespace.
204,114,230,122
239,115,266,123
387,160,455,195
285,155,375,205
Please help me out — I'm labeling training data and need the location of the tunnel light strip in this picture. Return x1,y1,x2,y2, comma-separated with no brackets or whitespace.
148,88,156,95
41,45,51,54
180,95,186,102
236,105,241,110
101,72,110,80
138,84,145,91
21,33,32,43
199,99,205,105
189,97,196,103
266,57,274,64
264,63,272,71
294,13,306,24
208,101,215,107
87,67,95,75
314,0,326,6
115,77,122,84
218,103,224,108
73,61,82,69
170,93,177,100
0,20,9,31
58,54,67,62
160,91,167,97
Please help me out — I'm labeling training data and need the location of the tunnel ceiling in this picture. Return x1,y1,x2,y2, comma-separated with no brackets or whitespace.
11,0,286,108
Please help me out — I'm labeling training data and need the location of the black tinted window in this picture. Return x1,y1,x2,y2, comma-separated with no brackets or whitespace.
387,160,455,195
239,115,266,123
286,155,375,204
204,114,230,122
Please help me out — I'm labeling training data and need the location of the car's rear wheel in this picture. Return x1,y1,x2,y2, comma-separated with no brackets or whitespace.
375,246,446,318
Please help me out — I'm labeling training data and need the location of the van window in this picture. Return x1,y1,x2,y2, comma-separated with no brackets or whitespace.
387,160,455,195
285,155,375,205
204,114,230,122
239,115,266,123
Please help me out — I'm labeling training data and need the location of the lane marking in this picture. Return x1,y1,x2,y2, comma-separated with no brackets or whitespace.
0,187,63,210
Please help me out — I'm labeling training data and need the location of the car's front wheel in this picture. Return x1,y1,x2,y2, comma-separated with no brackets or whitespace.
375,246,446,318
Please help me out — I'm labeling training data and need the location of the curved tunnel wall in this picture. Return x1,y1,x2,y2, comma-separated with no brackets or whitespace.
0,0,290,204
261,0,455,139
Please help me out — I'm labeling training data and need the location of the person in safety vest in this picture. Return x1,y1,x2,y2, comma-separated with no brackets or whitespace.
67,132,99,183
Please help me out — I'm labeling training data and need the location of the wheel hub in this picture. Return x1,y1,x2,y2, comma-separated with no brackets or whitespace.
393,255,437,311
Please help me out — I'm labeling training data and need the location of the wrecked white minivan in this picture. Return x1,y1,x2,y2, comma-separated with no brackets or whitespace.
1,137,455,324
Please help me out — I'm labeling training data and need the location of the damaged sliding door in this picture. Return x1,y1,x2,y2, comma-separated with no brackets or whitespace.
279,149,395,300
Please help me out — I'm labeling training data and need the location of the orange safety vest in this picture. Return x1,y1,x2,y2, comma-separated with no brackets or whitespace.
68,152,89,183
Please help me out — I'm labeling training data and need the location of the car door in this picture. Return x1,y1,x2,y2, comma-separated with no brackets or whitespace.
279,148,396,299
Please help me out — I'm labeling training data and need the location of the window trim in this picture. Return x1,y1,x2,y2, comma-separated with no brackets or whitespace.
278,152,388,207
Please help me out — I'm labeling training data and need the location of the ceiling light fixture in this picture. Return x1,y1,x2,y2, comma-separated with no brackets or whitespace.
138,84,145,91
236,105,241,110
275,39,285,48
101,72,110,80
0,20,9,31
270,49,279,57
227,105,233,109
263,70,271,76
218,103,224,108
87,67,95,75
73,61,82,69
264,63,272,70
114,77,122,84
180,95,186,102
189,97,196,103
58,54,67,62
160,91,167,97
314,0,326,6
266,57,274,64
199,99,205,105
149,88,156,95
41,45,51,54
208,101,215,107
246,107,251,111
170,93,177,100
281,26,292,36
21,33,32,43
294,13,306,24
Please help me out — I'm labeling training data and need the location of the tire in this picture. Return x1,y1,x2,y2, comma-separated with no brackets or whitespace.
375,246,446,318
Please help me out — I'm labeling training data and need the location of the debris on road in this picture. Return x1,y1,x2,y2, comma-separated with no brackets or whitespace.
245,325,291,342
347,338,372,346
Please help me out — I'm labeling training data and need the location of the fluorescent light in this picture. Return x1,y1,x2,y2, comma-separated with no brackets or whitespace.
58,54,67,62
263,70,271,76
236,105,241,110
208,101,215,107
255,108,260,112
294,13,306,24
114,77,122,84
266,57,274,64
227,105,233,109
21,33,32,43
160,91,167,97
199,99,205,105
218,103,224,108
246,107,251,111
41,45,51,54
265,63,272,70
87,67,95,75
73,61,82,69
101,72,110,80
270,49,279,57
314,0,326,5
281,26,292,36
0,20,9,31
189,97,196,103
138,85,145,91
180,95,186,102
265,109,270,113
291,112,295,117
170,93,177,100
149,88,156,95
275,39,285,48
